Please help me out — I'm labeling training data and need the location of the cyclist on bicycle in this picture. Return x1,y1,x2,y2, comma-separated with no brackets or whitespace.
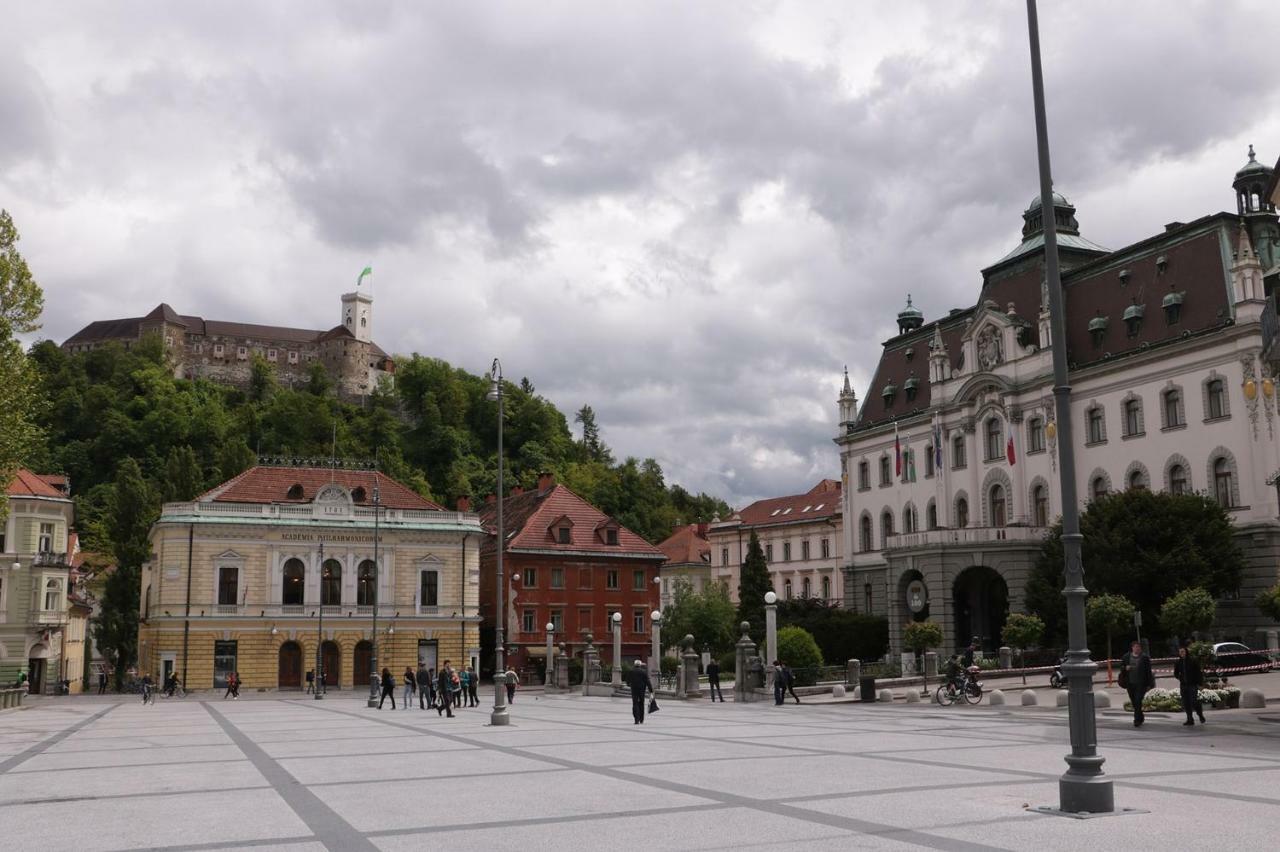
944,654,964,690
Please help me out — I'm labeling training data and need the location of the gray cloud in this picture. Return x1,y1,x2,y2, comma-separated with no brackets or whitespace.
5,1,1280,507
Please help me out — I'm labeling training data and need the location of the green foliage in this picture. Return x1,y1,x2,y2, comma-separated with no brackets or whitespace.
0,210,45,520
1159,587,1217,641
248,354,275,403
776,597,888,663
1026,489,1243,645
735,532,771,640
776,625,823,673
94,564,140,691
660,655,680,676
110,457,158,569
1257,584,1280,622
660,579,737,657
1001,613,1045,650
902,620,943,654
1086,593,1136,660
163,445,205,502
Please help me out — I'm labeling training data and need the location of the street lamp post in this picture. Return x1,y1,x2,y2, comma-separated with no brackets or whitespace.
764,591,778,689
611,611,624,687
367,479,382,708
487,358,510,726
1025,0,1112,815
315,540,325,700
649,610,662,686
545,623,555,687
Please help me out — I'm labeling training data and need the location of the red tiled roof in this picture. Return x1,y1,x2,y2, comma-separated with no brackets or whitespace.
477,483,665,558
736,480,842,527
197,466,441,510
4,469,69,499
656,523,710,565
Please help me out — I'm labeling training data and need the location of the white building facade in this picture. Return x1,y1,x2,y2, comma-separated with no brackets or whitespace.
837,152,1280,656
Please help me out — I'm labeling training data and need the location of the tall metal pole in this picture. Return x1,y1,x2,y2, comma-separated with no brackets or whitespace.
490,359,510,725
367,478,381,707
181,523,193,691
315,540,325,699
1025,0,1112,814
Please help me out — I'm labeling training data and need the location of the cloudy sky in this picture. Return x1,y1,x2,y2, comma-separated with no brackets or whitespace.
4,1,1279,507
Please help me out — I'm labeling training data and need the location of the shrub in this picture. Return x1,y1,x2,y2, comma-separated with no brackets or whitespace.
660,655,680,676
902,621,943,655
776,598,888,662
1160,587,1216,643
1257,583,1280,622
716,651,736,676
777,625,823,685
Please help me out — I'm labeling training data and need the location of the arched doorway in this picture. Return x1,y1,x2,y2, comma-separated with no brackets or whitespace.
952,566,1008,653
278,641,302,689
353,640,372,686
320,641,340,689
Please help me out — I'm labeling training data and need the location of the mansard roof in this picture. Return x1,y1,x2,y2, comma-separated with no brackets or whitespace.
477,482,664,559
198,466,440,510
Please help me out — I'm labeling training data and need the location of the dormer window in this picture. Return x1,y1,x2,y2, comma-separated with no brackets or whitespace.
287,483,304,500
904,347,914,361
1088,314,1108,349
557,527,571,544
606,529,618,545
1118,268,1130,285
549,515,574,545
1156,255,1168,273
903,375,919,402
596,519,621,545
351,486,367,503
882,382,897,408
1163,290,1184,326
1122,303,1144,337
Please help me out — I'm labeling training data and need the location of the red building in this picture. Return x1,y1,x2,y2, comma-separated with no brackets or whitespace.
477,474,665,677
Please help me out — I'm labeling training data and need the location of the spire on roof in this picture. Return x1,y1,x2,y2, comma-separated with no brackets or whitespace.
841,365,852,395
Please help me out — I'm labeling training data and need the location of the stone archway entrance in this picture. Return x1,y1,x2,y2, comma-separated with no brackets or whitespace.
278,641,302,689
952,566,1008,653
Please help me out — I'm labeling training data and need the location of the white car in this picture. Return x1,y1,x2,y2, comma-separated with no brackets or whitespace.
1210,642,1272,675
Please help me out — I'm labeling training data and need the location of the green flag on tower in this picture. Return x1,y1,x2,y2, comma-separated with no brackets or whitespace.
357,266,372,287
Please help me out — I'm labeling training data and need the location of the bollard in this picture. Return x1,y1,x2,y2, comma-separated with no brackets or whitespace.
900,652,917,676
682,635,701,697
735,622,758,703
1021,689,1038,706
846,658,861,685
999,646,1013,669
877,688,893,702
1055,691,1069,707
904,689,920,703
1093,691,1111,708
832,684,846,698
1242,688,1266,708
924,651,938,678
989,689,1005,706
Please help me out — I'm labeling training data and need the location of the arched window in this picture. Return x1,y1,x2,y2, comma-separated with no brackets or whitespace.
783,579,793,600
321,559,342,606
282,558,305,606
881,510,894,546
1091,476,1108,502
1213,457,1235,506
952,434,967,470
1206,378,1228,420
1032,484,1048,526
802,577,811,598
985,418,1002,461
955,497,969,528
859,514,873,552
1169,464,1188,495
1162,387,1184,428
926,499,938,530
989,484,1006,527
44,579,61,611
357,560,377,607
821,576,831,600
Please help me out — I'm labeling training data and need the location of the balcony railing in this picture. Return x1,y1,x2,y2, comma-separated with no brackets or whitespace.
32,552,71,568
158,500,481,528
885,525,1048,552
32,608,69,626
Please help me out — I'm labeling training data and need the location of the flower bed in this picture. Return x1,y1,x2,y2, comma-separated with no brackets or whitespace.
1123,686,1241,712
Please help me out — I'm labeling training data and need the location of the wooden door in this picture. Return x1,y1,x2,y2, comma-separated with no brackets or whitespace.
353,641,372,686
321,641,340,690
278,642,302,689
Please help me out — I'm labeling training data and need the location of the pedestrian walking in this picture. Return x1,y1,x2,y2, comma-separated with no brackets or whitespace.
378,667,397,709
782,662,801,704
459,666,471,707
402,667,416,709
450,667,463,708
469,666,481,706
1120,640,1155,727
305,669,314,694
417,663,431,709
223,671,237,700
772,660,785,705
437,662,455,717
706,660,724,702
504,665,518,704
625,659,654,724
1173,644,1206,726
97,669,107,695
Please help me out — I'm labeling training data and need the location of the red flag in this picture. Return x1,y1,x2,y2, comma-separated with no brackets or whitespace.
1006,424,1017,465
894,424,902,476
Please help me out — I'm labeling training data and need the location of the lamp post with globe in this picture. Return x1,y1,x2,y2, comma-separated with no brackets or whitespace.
764,591,778,688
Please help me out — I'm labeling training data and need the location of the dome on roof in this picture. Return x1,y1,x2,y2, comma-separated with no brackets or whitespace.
1236,145,1271,179
896,295,924,335
897,295,923,320
1026,191,1070,211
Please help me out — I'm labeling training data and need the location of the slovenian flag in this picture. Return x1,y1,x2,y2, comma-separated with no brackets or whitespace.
894,423,902,477
1006,421,1017,465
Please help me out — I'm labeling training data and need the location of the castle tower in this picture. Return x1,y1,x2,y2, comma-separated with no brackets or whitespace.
341,290,373,343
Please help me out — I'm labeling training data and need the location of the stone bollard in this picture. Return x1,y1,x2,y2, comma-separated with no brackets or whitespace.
1093,691,1111,708
904,689,920,703
1242,688,1266,708
847,658,861,685
989,689,1005,706
832,684,846,698
877,689,893,702
999,646,1012,669
900,652,917,675
735,623,758,703
682,635,702,697
1056,691,1070,707
554,652,570,690
1267,629,1279,664
924,651,937,678
1021,689,1038,706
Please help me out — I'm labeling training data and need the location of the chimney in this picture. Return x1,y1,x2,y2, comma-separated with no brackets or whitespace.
537,471,556,491
511,485,524,497
485,493,497,505
696,522,709,537
456,496,472,512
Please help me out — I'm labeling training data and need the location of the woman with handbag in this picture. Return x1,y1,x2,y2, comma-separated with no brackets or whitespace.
1120,641,1155,727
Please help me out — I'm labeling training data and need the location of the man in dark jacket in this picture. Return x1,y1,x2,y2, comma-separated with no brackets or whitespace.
625,660,653,724
416,663,431,709
1173,644,1206,726
437,662,454,717
706,660,724,702
1122,641,1155,727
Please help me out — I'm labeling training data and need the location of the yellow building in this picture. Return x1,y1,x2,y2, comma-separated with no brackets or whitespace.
137,465,482,692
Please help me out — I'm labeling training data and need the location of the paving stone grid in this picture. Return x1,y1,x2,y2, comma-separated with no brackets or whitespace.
1,691,1278,851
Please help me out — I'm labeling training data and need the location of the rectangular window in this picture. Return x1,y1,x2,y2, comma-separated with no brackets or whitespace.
879,456,891,486
578,567,593,589
288,350,299,364
924,446,934,477
633,609,645,633
606,569,619,590
782,542,792,561
1124,400,1141,436
858,461,870,490
523,567,537,588
217,566,238,606
821,538,830,559
550,609,563,632
765,543,773,563
557,527,571,544
952,436,966,470
721,547,729,566
194,343,203,355
267,348,278,361
801,539,810,561
551,567,565,589
38,523,54,553
1087,409,1104,444
1164,391,1184,428
578,607,592,633
213,640,237,689
605,529,619,545
237,346,247,360
633,569,646,591
1207,380,1227,420
522,609,535,633
1028,419,1045,453
214,343,224,357
420,571,439,607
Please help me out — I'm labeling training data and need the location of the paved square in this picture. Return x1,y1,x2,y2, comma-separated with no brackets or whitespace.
2,689,1278,851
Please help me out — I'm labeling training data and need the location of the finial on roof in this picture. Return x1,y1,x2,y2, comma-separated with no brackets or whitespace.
1248,144,1257,162
841,365,851,395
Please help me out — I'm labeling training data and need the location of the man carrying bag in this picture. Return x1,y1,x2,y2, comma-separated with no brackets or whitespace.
625,660,654,725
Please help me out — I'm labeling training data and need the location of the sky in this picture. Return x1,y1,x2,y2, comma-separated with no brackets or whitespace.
4,1,1280,508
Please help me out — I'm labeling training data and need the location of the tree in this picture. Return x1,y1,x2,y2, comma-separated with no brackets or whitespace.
163,445,204,502
736,531,771,640
1026,489,1243,645
776,597,888,664
1086,593,1135,683
903,620,944,693
777,625,823,685
1258,583,1280,623
1159,587,1217,643
109,457,157,570
218,441,257,482
0,210,45,521
248,354,275,403
574,404,613,464
660,579,737,658
306,362,332,396
1001,613,1045,685
94,458,157,690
